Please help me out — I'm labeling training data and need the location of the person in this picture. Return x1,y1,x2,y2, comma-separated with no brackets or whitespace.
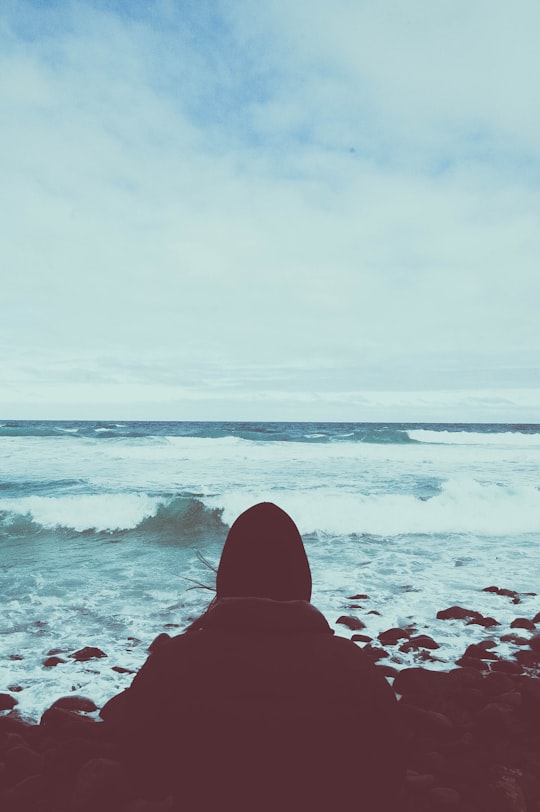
101,502,405,811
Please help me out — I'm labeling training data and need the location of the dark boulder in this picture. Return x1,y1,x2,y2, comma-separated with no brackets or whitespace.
336,615,366,631
51,696,98,713
510,618,536,631
43,656,66,667
70,647,107,662
436,606,482,622
0,693,17,711
378,627,410,645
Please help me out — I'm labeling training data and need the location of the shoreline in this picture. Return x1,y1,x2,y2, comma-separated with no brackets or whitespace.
1,590,539,811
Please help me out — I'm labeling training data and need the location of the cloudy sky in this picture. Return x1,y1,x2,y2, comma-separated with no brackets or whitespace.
1,0,539,422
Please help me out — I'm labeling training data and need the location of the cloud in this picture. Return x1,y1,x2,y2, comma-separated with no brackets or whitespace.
1,0,539,419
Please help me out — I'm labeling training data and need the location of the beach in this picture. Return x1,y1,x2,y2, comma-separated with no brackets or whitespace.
1,421,539,807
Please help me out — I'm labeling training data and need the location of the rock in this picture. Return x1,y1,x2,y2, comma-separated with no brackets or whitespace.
529,634,540,652
40,706,100,737
51,696,98,713
427,786,462,807
399,635,440,652
477,703,517,735
375,664,399,678
500,633,530,645
466,615,500,627
148,633,172,652
0,693,17,711
533,611,540,623
347,594,369,600
462,643,499,660
4,744,44,781
335,615,366,631
482,671,515,697
399,704,455,736
491,659,523,675
350,634,372,643
405,770,436,790
436,606,482,622
43,656,66,667
455,656,490,672
378,627,410,645
1,774,49,810
70,647,107,662
71,758,132,812
367,610,381,615
514,650,539,668
484,765,526,812
361,644,389,661
510,618,536,631
112,665,136,674
447,666,484,688
394,667,449,696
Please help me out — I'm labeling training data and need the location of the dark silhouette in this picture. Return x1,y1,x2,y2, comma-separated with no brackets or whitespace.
101,503,405,811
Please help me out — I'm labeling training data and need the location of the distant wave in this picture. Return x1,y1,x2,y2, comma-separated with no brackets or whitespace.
409,429,540,446
2,421,539,445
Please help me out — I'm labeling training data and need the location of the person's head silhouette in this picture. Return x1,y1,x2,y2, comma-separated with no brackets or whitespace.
216,502,312,602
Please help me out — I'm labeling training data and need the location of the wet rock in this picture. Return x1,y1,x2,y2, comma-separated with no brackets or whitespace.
463,643,499,660
484,765,526,812
427,786,462,807
399,634,440,652
529,634,540,652
405,770,436,790
436,606,482,622
513,650,539,668
43,656,66,667
336,615,366,631
112,665,136,674
52,696,98,713
71,757,133,812
148,633,172,652
510,618,536,631
374,664,399,678
70,647,107,662
466,615,500,627
500,633,530,645
347,593,369,600
477,702,517,735
482,671,515,697
367,610,381,615
491,659,523,675
361,644,389,661
350,633,372,643
4,744,44,782
455,656,490,672
533,611,540,623
378,627,410,645
394,667,449,696
0,694,17,711
8,654,24,661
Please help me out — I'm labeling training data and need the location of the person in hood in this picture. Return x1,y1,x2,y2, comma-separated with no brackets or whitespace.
101,502,405,811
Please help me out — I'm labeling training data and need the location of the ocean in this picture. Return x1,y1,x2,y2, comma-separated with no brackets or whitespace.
1,420,539,720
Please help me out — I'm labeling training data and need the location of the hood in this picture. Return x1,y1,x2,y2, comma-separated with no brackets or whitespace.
216,502,312,601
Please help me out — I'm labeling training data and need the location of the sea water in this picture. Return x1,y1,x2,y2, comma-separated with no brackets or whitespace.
1,420,539,720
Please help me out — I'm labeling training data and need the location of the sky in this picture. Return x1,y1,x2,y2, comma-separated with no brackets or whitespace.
1,0,539,422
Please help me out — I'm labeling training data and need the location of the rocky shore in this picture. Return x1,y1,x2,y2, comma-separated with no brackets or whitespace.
1,588,539,811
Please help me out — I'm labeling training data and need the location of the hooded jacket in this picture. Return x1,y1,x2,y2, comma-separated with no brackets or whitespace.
101,503,404,811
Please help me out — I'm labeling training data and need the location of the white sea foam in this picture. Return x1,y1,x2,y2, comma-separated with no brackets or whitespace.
409,429,540,445
0,493,162,532
203,477,540,536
